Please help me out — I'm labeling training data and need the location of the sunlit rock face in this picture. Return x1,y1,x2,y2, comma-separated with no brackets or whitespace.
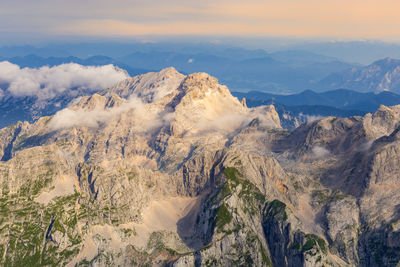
0,68,400,266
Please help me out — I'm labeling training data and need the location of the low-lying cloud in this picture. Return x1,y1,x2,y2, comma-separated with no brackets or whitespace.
187,108,279,138
301,114,324,123
359,140,373,151
312,145,330,158
0,61,129,99
48,95,173,133
193,113,249,136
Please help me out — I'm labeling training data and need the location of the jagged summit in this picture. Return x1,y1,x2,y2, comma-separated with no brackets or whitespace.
50,68,281,137
372,57,400,67
105,66,185,102
105,67,235,105
177,72,234,103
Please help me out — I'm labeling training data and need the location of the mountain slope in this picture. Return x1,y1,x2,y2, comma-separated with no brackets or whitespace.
0,68,400,266
233,89,400,129
319,57,400,93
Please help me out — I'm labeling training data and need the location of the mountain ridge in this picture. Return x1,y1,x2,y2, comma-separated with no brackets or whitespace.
233,88,400,112
319,57,400,93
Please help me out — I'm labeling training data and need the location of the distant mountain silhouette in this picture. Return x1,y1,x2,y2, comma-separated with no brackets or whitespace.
3,54,152,76
233,89,400,112
0,44,356,93
319,57,400,93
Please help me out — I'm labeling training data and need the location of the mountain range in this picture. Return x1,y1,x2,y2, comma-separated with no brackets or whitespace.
319,57,400,93
0,45,355,94
233,88,400,112
2,40,400,64
1,68,400,266
5,42,400,96
3,70,400,130
0,54,151,76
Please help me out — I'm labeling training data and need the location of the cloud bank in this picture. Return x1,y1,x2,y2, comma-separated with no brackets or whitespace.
48,95,173,133
312,145,330,158
0,61,129,99
300,114,324,123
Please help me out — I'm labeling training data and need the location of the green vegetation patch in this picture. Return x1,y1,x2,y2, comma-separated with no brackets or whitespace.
266,199,287,221
0,190,82,266
223,167,241,186
259,241,272,266
215,204,232,232
311,189,330,206
221,167,266,215
302,234,327,254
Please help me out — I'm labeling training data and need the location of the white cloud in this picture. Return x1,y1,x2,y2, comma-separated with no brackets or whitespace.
303,114,324,123
312,145,330,158
0,61,129,99
359,140,373,151
48,94,173,132
193,113,249,136
187,108,279,137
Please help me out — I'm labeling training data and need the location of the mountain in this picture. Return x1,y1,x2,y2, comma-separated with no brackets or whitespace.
117,50,354,93
232,89,400,129
1,68,400,266
233,89,400,112
0,51,357,130
270,50,339,64
319,57,400,93
283,41,400,65
270,103,365,130
2,62,399,132
0,48,354,93
0,45,70,58
4,40,400,65
1,42,357,93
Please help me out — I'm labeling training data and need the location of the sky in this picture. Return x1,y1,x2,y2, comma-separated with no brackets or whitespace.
1,0,400,43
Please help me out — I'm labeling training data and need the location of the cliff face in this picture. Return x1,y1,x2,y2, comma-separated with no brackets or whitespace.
0,68,399,266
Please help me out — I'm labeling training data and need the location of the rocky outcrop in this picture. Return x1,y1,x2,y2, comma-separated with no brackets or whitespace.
324,194,360,265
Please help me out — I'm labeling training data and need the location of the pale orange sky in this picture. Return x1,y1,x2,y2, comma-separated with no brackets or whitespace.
2,0,400,40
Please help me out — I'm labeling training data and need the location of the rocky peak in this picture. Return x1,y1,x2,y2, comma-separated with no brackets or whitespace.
72,93,108,111
167,72,252,137
363,104,400,139
372,57,400,69
319,56,400,93
178,72,231,100
240,97,247,108
105,66,185,103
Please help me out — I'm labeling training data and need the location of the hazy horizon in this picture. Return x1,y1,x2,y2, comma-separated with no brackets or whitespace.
3,0,400,65
2,0,400,41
